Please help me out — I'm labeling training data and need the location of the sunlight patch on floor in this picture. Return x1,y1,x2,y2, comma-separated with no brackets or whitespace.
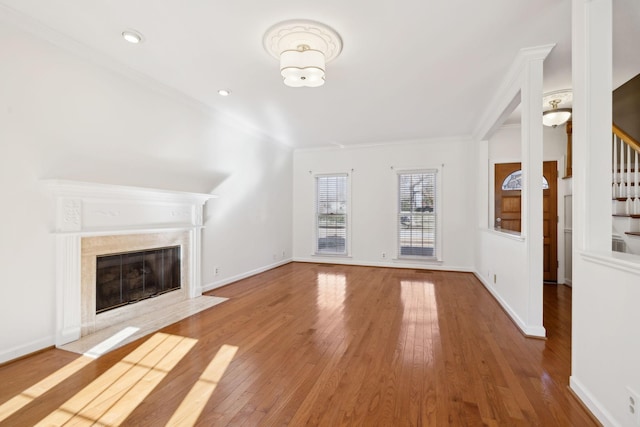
83,326,140,359
166,344,238,426
400,279,439,362
0,356,93,422
34,332,197,426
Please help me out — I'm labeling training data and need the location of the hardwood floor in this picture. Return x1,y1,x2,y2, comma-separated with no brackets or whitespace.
0,263,597,426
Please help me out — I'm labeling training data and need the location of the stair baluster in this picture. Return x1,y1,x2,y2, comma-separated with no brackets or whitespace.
619,135,625,203
628,142,633,214
633,150,640,215
622,136,627,211
613,132,618,198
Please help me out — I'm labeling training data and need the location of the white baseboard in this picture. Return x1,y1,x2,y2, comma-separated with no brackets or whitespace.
570,376,618,427
473,271,546,338
201,258,293,292
293,256,472,272
0,336,54,365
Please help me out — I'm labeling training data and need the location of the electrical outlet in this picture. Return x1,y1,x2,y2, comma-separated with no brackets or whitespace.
214,266,220,276
382,252,386,258
282,250,286,259
493,274,497,284
627,387,640,425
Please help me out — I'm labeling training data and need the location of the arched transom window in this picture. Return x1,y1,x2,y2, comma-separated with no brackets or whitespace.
501,170,549,190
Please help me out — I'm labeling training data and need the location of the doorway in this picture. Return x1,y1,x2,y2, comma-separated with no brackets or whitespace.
494,161,558,282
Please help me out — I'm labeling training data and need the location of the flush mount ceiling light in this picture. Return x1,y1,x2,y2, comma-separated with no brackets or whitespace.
122,29,144,44
542,90,572,127
263,19,342,88
217,89,231,96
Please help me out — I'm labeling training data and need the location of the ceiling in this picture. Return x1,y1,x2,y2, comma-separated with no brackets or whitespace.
1,0,638,149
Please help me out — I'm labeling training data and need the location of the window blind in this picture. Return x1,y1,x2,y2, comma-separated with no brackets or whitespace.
316,174,347,255
398,170,437,258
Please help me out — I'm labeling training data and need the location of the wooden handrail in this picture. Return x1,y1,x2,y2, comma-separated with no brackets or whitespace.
613,123,640,153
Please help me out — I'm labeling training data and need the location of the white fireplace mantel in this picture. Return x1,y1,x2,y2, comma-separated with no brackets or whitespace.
44,180,217,346
44,179,217,235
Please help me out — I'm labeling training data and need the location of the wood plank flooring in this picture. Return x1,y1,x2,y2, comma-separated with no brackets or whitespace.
0,263,598,426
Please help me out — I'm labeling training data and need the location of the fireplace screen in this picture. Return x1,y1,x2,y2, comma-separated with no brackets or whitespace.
96,246,181,313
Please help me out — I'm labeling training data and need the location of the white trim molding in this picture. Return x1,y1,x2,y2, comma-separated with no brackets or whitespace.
580,250,640,277
295,256,467,272
569,376,620,427
203,259,293,292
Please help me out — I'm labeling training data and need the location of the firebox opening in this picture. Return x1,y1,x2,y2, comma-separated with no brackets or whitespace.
96,246,181,314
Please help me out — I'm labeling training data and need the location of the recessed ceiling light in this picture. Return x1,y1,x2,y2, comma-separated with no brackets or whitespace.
122,30,144,44
218,89,231,96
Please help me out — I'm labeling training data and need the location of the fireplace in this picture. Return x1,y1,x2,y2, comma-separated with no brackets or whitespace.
96,246,181,313
81,231,192,337
45,179,216,346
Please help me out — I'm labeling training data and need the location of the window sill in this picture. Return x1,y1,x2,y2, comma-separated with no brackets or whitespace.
485,227,525,242
393,257,443,265
312,253,352,259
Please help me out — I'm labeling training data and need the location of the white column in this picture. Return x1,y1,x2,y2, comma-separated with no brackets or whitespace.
189,204,205,298
571,0,613,253
521,49,546,335
56,235,82,346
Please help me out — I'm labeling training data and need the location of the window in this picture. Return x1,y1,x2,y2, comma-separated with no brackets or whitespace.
501,170,549,190
398,170,437,258
316,174,348,255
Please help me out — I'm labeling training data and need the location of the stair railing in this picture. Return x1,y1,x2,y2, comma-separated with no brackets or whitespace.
612,124,640,215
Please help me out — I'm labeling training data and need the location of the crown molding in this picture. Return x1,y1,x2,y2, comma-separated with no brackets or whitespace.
294,134,474,153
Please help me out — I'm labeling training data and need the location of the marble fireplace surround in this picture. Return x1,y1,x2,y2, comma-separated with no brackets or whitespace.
45,180,216,347
81,231,191,337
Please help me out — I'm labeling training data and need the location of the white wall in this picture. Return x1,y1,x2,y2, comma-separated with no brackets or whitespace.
292,139,475,271
202,137,293,289
0,23,292,362
571,259,640,426
488,124,566,160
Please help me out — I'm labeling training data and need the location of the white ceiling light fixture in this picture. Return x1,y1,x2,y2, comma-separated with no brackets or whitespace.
122,29,144,44
542,90,572,127
263,20,342,88
218,89,231,96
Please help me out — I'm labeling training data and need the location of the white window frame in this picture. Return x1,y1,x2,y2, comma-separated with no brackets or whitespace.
396,168,442,261
314,173,350,256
